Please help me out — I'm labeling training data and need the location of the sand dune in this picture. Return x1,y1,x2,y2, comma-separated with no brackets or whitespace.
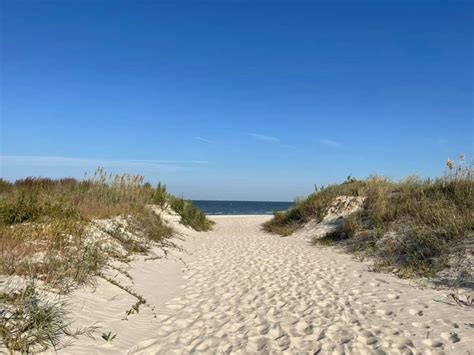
63,215,473,354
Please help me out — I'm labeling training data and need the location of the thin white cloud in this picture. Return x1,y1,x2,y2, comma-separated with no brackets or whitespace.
130,159,209,164
0,155,209,171
195,136,212,143
319,139,342,148
249,133,279,142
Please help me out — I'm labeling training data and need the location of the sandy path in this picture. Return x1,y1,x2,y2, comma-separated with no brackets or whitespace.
66,216,473,354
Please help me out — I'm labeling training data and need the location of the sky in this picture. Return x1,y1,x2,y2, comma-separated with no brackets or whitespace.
1,1,473,201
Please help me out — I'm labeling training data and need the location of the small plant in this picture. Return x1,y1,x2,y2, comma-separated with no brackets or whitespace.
125,302,141,318
101,331,117,343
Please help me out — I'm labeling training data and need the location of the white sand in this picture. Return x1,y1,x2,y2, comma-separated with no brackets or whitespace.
62,215,473,354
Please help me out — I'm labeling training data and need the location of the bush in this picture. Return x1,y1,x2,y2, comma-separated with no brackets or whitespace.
170,197,214,231
0,179,13,195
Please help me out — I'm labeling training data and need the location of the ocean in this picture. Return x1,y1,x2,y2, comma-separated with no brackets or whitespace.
191,200,293,215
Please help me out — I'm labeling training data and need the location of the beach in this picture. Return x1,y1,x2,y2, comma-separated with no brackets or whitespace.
3,2,472,353
62,215,473,354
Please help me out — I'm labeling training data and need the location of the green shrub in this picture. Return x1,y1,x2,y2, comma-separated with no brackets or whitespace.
152,183,168,207
170,197,214,231
0,179,13,194
0,193,43,225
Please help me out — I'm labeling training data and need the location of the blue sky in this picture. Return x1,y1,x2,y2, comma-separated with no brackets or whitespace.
1,1,473,201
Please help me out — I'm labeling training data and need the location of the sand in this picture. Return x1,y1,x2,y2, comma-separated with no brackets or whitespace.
61,215,473,354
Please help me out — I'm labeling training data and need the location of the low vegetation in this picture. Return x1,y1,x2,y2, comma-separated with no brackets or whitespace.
0,168,212,352
0,280,95,353
169,196,214,232
101,331,117,343
265,155,473,281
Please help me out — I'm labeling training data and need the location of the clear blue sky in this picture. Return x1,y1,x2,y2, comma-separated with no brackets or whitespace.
1,1,473,201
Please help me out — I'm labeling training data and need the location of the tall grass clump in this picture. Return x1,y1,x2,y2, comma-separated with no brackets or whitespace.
1,281,69,353
265,155,474,280
1,280,94,353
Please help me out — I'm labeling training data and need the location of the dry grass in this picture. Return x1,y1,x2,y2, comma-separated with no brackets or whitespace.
0,168,212,351
263,178,367,235
0,220,103,290
0,168,212,285
265,155,474,279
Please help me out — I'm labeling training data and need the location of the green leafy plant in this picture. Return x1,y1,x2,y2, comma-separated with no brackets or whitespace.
101,331,117,343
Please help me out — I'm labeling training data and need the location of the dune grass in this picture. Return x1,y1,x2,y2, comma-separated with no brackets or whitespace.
264,155,473,279
0,170,213,288
0,168,212,351
0,280,95,353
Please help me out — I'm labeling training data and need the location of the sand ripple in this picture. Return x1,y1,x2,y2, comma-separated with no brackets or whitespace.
66,216,473,354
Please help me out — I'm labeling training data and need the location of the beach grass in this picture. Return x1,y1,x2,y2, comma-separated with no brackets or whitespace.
0,168,212,351
0,281,84,353
264,155,473,279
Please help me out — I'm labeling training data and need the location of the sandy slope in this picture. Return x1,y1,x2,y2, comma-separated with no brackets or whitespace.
62,215,473,354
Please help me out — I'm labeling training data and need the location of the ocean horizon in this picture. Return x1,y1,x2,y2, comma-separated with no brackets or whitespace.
191,200,293,215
